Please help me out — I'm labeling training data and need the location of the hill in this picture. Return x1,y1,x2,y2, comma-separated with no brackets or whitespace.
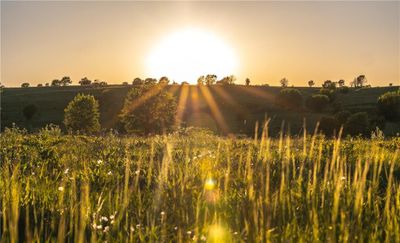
1,85,399,136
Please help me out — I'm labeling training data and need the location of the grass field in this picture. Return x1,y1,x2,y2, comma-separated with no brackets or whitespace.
1,125,399,242
2,85,399,136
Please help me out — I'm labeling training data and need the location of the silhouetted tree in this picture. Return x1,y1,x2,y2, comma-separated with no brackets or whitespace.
79,77,92,86
352,75,367,88
338,79,345,87
21,82,30,88
182,81,189,85
322,80,336,89
280,78,289,87
197,76,205,85
144,78,157,85
205,74,217,85
51,79,61,86
245,78,250,86
37,83,43,87
216,75,236,85
45,83,49,87
308,80,315,87
64,93,100,134
132,78,144,85
159,76,170,84
60,76,72,86
120,84,177,135
122,81,129,85
23,104,38,121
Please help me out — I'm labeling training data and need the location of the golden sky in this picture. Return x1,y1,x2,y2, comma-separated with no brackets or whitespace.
1,1,399,87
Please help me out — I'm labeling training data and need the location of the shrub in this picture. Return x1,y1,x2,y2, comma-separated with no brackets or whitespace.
64,94,100,134
276,88,303,110
344,112,370,136
306,94,329,112
22,104,38,120
319,88,336,102
334,110,351,125
377,90,400,121
319,116,339,137
120,84,177,135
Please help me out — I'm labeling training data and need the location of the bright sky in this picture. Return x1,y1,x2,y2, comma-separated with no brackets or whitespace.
1,1,399,87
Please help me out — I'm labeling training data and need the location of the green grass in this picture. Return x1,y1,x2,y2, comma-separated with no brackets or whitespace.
2,85,399,136
1,126,399,242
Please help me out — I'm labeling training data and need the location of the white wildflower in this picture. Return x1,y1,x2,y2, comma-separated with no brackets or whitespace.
58,186,64,192
103,226,110,233
64,168,69,174
101,216,108,222
96,225,103,230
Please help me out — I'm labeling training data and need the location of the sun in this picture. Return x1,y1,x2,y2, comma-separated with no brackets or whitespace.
146,28,239,84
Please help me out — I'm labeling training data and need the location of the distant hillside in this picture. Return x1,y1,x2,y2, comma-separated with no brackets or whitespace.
1,85,399,136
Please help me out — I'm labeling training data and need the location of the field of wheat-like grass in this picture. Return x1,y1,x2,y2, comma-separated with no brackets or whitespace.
1,126,399,242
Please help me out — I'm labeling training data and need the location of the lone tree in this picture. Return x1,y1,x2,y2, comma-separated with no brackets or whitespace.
64,94,100,134
338,79,345,87
280,78,289,87
60,76,72,86
308,80,315,87
51,79,61,86
216,75,236,85
245,78,250,86
197,76,205,85
120,84,177,135
79,77,92,86
132,78,144,85
23,104,38,121
21,82,30,88
205,74,217,85
351,75,367,88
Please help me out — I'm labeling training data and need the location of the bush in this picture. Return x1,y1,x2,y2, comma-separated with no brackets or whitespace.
120,84,177,135
344,112,370,136
377,90,400,121
276,88,303,110
319,88,336,102
64,94,100,134
22,104,38,121
306,94,329,112
334,110,351,125
319,116,339,137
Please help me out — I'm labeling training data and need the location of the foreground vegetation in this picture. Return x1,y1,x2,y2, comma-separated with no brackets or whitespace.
1,125,399,242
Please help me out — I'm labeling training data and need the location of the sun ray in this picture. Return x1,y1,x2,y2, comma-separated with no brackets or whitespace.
175,84,190,127
122,83,167,114
236,85,275,101
199,85,230,134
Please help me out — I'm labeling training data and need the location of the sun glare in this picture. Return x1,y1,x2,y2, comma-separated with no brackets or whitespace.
146,28,238,83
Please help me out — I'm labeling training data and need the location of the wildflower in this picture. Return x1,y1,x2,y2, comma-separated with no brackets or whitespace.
187,231,192,235
96,225,103,230
101,216,108,222
200,235,206,241
160,211,165,216
130,226,135,232
110,215,115,220
107,171,112,176
103,226,110,233
341,176,346,181
110,220,114,225
97,159,103,165
136,224,141,228
233,231,238,235
174,226,178,230
135,170,140,175
64,168,69,174
58,186,64,192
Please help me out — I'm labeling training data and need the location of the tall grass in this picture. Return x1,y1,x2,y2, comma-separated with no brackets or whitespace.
0,125,399,242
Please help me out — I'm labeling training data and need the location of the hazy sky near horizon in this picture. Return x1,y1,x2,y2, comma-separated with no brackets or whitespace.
1,1,399,86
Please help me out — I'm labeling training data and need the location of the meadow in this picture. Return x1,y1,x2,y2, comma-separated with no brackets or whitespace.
2,85,399,136
1,125,399,242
